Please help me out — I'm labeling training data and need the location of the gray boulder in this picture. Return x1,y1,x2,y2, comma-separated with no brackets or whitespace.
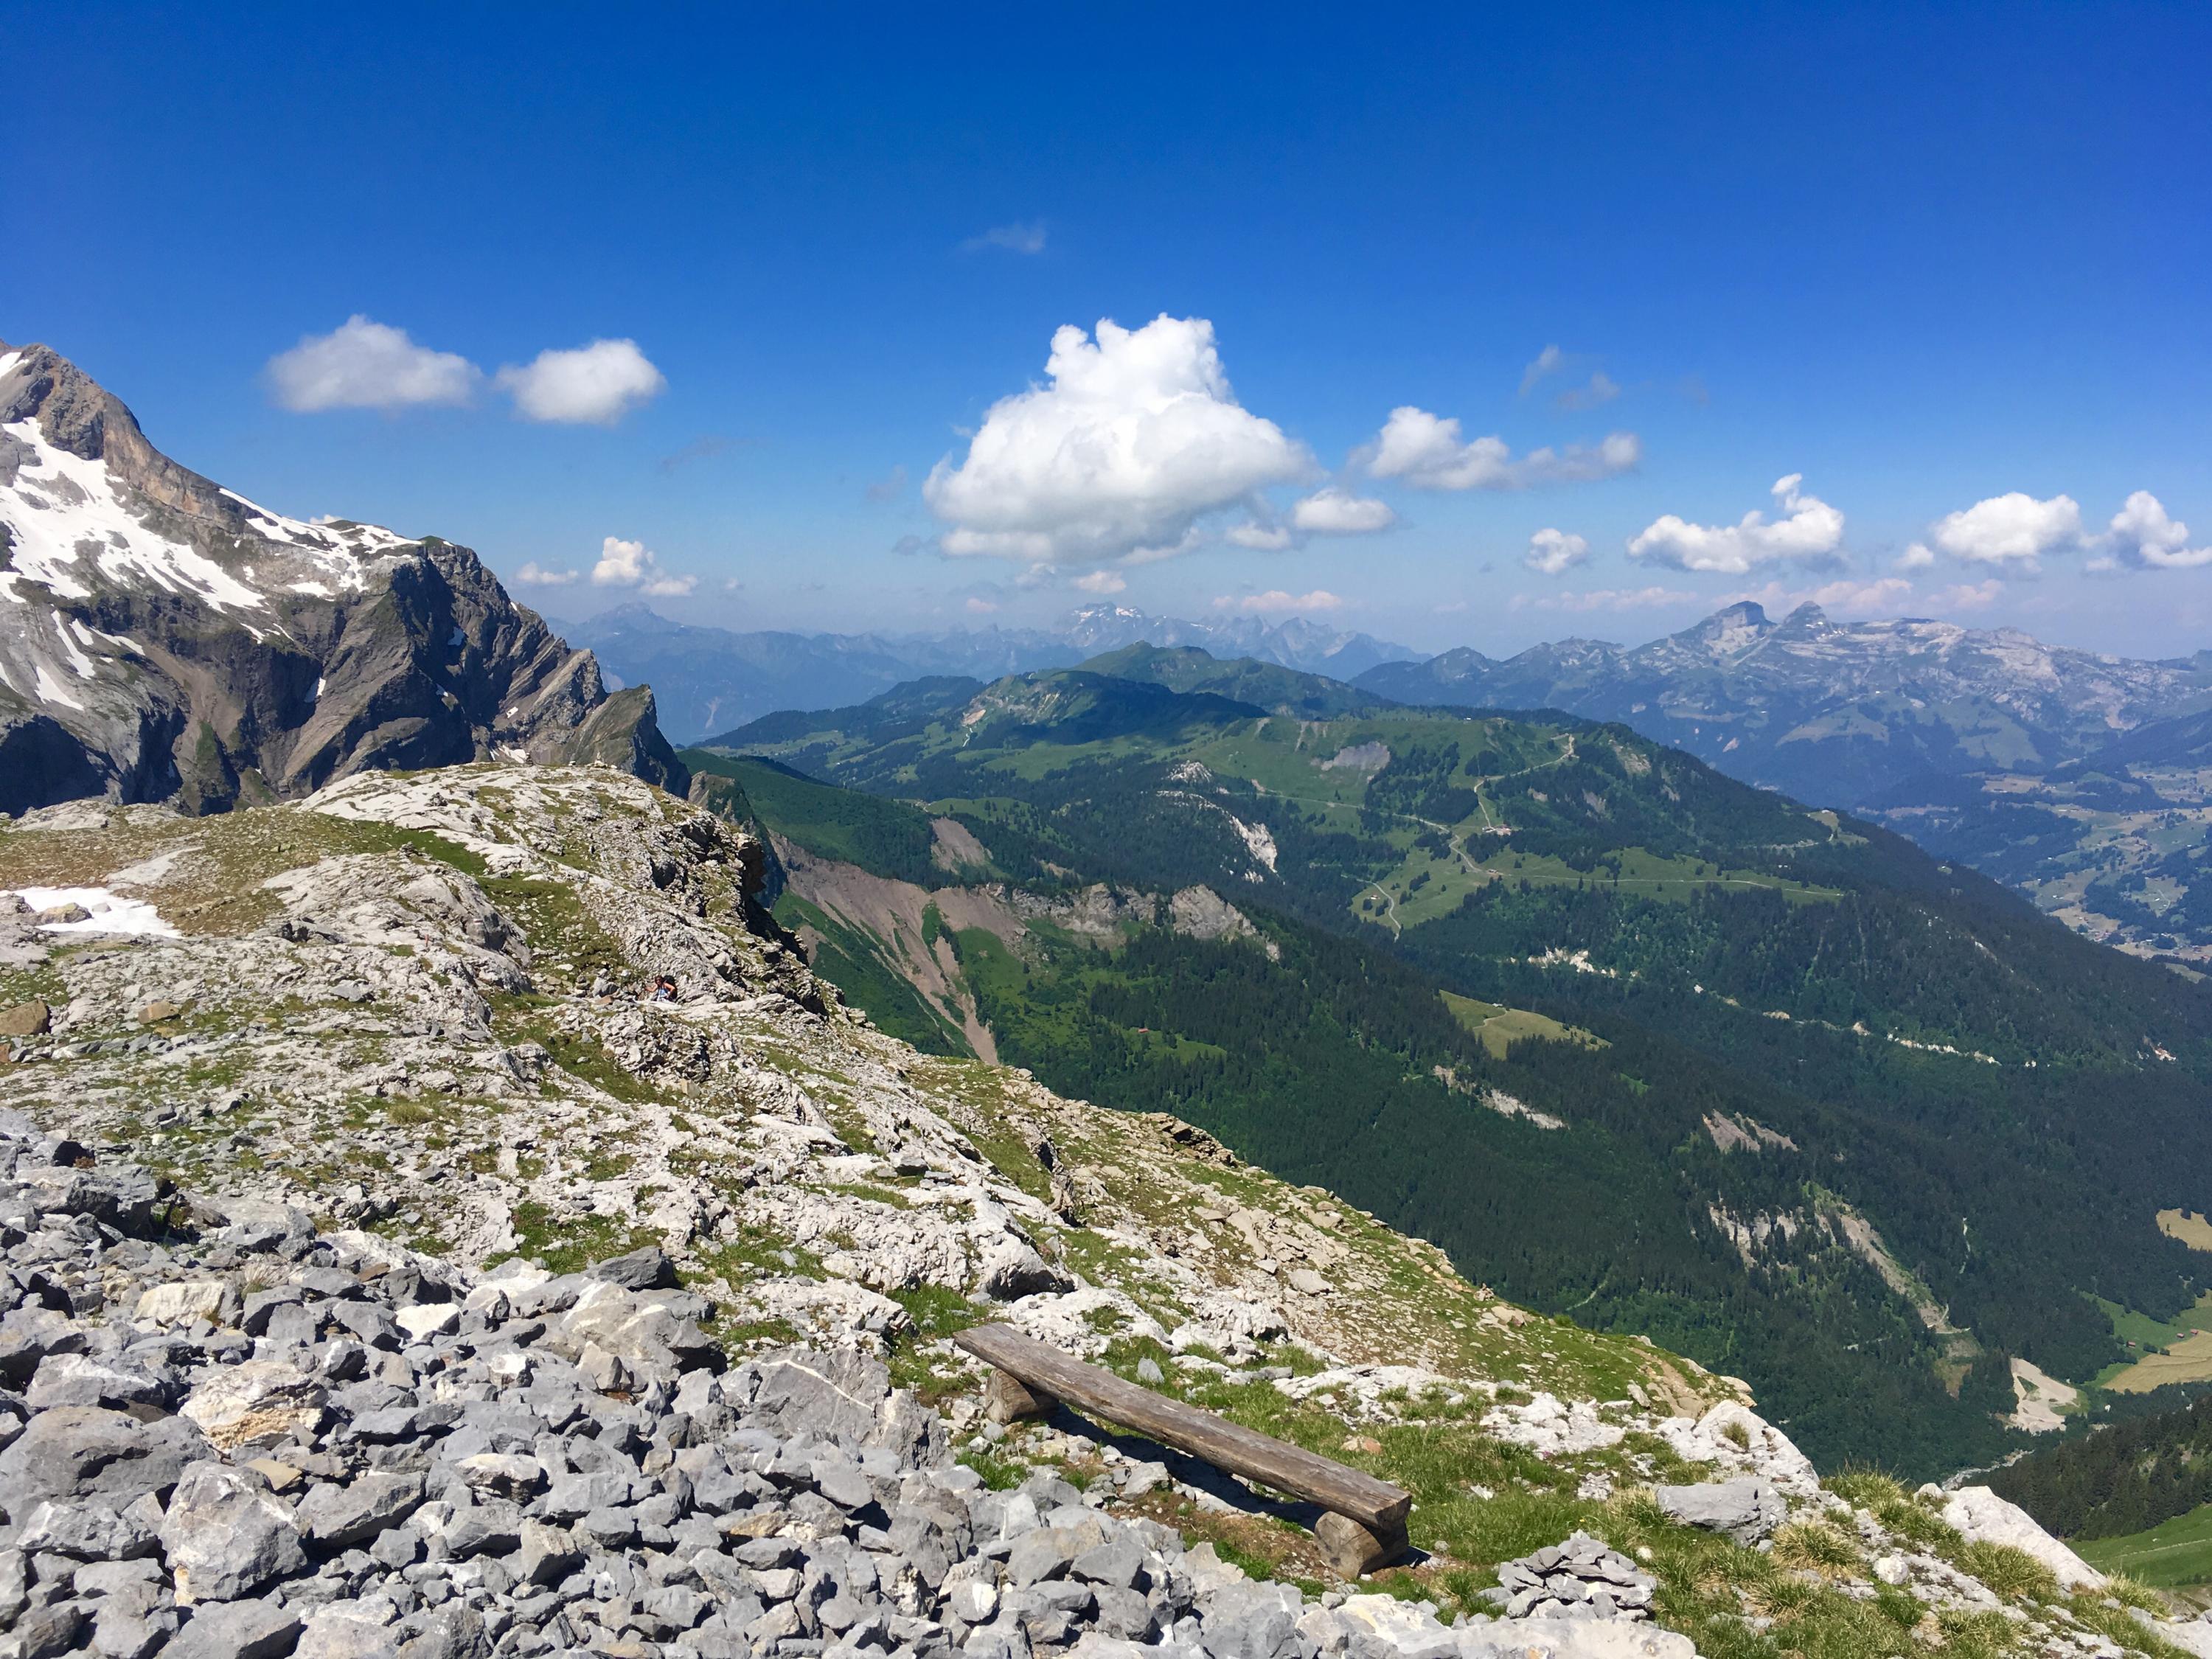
23,1352,168,1413
0,1307,83,1388
295,1472,422,1548
0,1405,210,1518
160,1461,305,1602
164,1596,304,1659
13,1496,159,1560
6,1599,87,1659
1653,1477,1788,1545
586,1246,677,1291
1201,1580,1305,1659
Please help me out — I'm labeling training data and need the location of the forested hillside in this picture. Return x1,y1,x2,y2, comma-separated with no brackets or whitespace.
684,653,2212,1476
1992,1395,2212,1540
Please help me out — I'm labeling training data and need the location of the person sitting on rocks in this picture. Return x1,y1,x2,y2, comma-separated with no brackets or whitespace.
647,973,678,1002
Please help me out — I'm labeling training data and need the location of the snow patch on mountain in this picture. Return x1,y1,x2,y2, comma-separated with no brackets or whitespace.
6,884,178,936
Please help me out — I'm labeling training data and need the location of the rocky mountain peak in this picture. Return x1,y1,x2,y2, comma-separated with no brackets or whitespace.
1684,600,1773,653
0,341,685,815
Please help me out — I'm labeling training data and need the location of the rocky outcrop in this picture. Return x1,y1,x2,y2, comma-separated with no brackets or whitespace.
0,1113,1703,1659
1651,1480,1786,1546
1941,1486,2106,1591
0,341,685,815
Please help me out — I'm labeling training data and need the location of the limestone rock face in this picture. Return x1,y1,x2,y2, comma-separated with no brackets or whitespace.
1941,1484,2107,1590
0,341,686,815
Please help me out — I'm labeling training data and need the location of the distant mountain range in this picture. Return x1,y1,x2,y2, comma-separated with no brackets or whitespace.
557,602,1418,741
0,341,685,814
623,586,2212,961
1356,601,2212,961
1357,599,2212,807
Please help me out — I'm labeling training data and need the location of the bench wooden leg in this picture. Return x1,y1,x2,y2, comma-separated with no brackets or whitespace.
1315,1511,1409,1579
985,1367,1056,1424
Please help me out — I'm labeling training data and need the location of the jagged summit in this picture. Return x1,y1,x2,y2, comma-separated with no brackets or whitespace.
1357,597,2212,809
0,342,684,815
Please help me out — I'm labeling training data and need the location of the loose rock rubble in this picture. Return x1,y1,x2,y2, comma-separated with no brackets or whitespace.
0,1114,1705,1659
1479,1534,1657,1624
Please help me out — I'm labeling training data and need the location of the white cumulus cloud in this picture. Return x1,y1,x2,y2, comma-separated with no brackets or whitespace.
1290,487,1395,535
1627,473,1845,574
1362,406,1640,491
923,315,1310,565
495,338,667,425
591,536,695,597
1523,528,1590,575
1214,589,1344,615
1921,491,2082,568
264,316,481,412
513,562,579,585
1073,570,1127,594
2104,491,2212,570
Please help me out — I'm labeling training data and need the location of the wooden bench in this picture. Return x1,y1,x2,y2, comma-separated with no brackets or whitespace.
952,1323,1411,1577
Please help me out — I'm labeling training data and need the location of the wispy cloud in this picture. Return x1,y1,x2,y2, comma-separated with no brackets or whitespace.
1362,406,1639,491
1519,344,1565,395
1723,576,1916,615
660,435,742,474
865,464,909,503
1555,371,1620,411
1510,585,1700,613
1930,579,2003,609
1213,589,1345,615
961,220,1048,254
513,562,578,586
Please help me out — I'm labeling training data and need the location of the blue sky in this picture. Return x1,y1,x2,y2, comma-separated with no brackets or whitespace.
13,4,2211,656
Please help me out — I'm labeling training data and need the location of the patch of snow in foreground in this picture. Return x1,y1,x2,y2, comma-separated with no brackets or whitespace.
8,886,180,938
